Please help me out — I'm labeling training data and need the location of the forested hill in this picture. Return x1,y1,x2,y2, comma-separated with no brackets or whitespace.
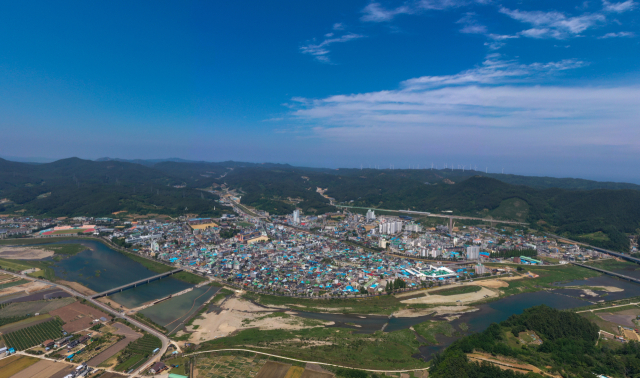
430,305,640,378
0,158,224,218
1,158,639,252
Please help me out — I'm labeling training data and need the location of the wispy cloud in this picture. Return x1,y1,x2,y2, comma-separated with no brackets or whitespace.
300,33,365,63
288,59,639,157
360,2,414,22
598,31,635,37
360,0,486,23
400,55,586,89
602,0,636,12
500,7,606,39
457,13,488,34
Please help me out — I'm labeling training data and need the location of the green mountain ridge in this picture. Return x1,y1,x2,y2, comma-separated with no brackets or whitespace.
1,158,638,252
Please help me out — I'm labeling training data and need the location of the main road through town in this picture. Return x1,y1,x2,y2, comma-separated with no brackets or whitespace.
335,205,528,225
0,268,171,376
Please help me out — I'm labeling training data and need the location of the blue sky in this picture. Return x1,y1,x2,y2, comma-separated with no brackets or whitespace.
1,1,639,182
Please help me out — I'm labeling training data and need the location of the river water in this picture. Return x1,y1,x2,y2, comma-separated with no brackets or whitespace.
33,240,193,308
139,285,220,335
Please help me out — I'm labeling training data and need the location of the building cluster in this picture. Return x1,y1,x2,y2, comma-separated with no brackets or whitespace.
2,203,611,296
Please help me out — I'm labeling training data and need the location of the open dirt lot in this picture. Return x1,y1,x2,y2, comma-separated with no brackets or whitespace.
97,296,132,312
401,287,498,305
597,308,640,329
48,366,75,378
188,297,331,342
468,352,561,377
0,280,51,298
56,280,96,296
0,246,53,260
473,279,511,288
50,302,110,333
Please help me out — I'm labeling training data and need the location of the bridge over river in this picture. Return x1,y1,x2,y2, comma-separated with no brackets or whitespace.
91,268,183,299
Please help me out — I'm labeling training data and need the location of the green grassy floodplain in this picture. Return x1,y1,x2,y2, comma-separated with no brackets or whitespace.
483,263,602,298
199,326,429,370
428,285,482,296
242,291,405,315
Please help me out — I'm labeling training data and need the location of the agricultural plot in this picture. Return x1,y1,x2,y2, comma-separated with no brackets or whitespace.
0,297,76,317
50,301,110,333
193,353,268,378
10,359,69,378
2,317,65,350
0,355,39,377
114,333,162,372
0,313,31,326
0,314,53,334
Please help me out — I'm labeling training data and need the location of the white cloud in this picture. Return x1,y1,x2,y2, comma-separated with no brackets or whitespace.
333,23,345,30
500,7,606,38
360,2,414,22
598,31,635,37
399,56,586,89
457,13,488,34
602,0,636,12
287,58,640,156
360,0,487,22
300,33,365,63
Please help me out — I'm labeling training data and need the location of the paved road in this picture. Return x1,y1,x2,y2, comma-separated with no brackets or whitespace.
335,205,528,225
0,268,171,377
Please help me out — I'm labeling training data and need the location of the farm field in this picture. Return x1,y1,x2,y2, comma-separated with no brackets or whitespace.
193,353,268,378
10,359,70,378
88,323,141,368
2,317,65,350
0,297,76,317
50,302,110,333
0,313,52,333
255,361,298,378
191,353,337,378
113,333,162,372
0,355,39,377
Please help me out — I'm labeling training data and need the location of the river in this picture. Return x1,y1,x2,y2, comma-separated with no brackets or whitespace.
32,239,193,308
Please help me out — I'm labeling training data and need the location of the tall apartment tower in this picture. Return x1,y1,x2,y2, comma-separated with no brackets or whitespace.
292,209,300,224
366,209,376,222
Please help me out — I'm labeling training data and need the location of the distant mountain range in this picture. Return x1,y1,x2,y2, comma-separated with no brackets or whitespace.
1,157,638,252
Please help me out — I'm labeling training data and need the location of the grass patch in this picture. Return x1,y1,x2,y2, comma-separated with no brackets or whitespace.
242,291,405,315
413,321,455,344
42,244,86,255
586,259,639,272
0,279,29,290
0,258,57,280
428,285,481,296
165,357,188,375
199,326,427,370
580,231,611,242
489,264,602,297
